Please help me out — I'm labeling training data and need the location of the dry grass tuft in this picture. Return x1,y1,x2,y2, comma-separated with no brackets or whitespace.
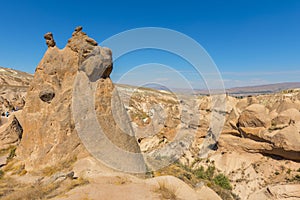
0,176,89,200
155,181,178,200
66,177,89,191
3,182,61,200
40,155,77,176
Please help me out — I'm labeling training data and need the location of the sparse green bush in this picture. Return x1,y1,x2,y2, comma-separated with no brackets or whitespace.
159,162,235,199
194,166,206,179
294,175,300,182
206,165,215,180
213,174,232,190
275,171,280,175
194,165,215,180
175,162,191,172
7,147,16,160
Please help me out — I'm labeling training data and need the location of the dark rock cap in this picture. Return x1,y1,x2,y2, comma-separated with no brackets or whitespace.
44,32,56,48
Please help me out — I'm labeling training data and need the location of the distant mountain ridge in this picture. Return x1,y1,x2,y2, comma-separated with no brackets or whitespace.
141,82,300,96
226,82,300,96
0,66,299,97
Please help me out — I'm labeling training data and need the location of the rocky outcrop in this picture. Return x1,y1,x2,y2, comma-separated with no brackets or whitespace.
57,156,222,200
0,67,32,87
17,32,83,170
248,184,300,200
44,32,56,47
16,27,143,171
265,123,300,161
238,104,271,128
0,115,22,150
274,98,300,113
0,67,32,115
123,89,300,199
271,108,300,127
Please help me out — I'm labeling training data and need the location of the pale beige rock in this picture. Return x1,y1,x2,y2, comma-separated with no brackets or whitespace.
0,67,32,115
238,104,271,128
297,92,300,100
222,107,240,135
239,127,269,142
235,97,250,110
275,98,300,113
151,176,220,200
139,135,161,152
16,27,142,172
267,124,300,161
248,184,300,200
272,108,300,127
196,185,222,200
16,46,83,170
0,115,22,150
56,172,222,200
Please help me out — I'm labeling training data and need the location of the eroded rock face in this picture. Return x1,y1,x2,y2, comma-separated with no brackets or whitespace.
238,104,271,128
0,115,23,150
248,184,300,200
16,27,142,171
272,108,300,127
0,67,33,115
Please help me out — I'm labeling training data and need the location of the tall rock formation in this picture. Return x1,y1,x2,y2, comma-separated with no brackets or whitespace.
16,27,144,172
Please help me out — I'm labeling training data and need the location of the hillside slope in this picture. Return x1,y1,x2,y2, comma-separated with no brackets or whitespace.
0,67,33,116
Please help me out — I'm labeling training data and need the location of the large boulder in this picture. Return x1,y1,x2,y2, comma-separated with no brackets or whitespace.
267,123,300,161
16,27,143,171
273,98,300,113
238,104,271,128
271,108,300,127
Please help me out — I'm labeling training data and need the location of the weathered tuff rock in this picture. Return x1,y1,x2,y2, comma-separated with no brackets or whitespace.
0,67,33,114
238,104,271,128
44,32,56,47
0,115,22,150
248,184,300,200
266,123,300,161
125,89,300,199
271,108,300,127
16,27,142,171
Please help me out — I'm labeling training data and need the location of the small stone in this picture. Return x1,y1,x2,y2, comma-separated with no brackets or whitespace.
85,38,98,46
75,26,83,32
66,171,75,179
44,32,53,40
72,26,84,36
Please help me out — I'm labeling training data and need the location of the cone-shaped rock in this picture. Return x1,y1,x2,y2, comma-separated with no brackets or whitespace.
17,27,145,172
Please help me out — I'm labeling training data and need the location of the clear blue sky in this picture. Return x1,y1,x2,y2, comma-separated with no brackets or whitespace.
0,0,299,88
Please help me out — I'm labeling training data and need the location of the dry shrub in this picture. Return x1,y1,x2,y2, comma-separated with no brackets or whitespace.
40,155,77,176
155,181,178,200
